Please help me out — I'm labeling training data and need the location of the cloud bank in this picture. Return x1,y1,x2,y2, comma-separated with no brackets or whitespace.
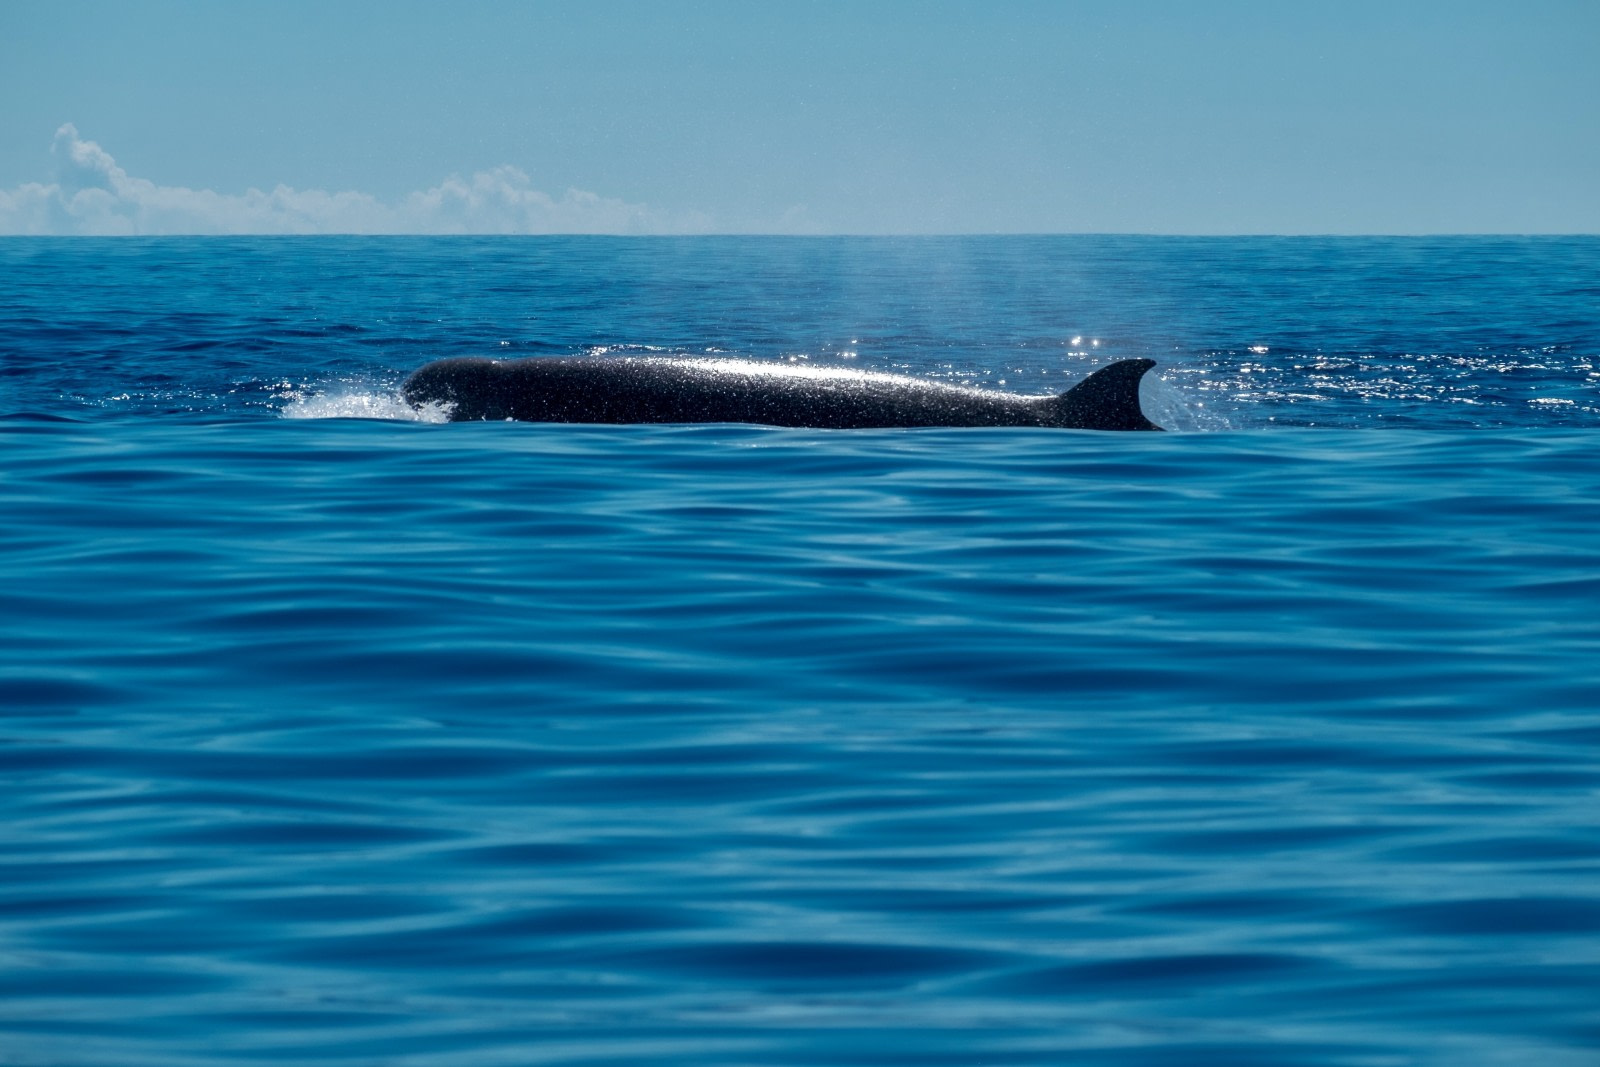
0,125,705,235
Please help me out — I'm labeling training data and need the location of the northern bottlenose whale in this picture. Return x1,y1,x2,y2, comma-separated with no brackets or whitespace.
401,355,1162,431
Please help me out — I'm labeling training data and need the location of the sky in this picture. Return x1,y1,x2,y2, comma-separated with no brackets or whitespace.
1,0,1596,235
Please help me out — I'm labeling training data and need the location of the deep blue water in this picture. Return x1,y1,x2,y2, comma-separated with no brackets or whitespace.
2,236,1598,1065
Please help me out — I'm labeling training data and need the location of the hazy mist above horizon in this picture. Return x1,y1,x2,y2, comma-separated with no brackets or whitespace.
2,0,1595,235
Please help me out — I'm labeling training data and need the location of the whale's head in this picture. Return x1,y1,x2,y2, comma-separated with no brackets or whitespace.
402,357,506,420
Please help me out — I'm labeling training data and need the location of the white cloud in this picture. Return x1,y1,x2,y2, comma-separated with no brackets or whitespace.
0,124,707,235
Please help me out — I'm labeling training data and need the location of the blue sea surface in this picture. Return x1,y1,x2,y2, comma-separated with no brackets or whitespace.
2,236,1598,1065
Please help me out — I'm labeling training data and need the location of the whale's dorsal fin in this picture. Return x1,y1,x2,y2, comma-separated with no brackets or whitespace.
1050,358,1162,430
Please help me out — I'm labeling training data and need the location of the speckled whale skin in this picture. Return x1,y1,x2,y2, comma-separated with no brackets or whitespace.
402,355,1162,430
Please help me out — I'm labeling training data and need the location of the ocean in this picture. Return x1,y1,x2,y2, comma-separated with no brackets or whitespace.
2,235,1597,1065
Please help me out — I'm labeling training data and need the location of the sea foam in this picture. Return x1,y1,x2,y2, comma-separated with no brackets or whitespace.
280,389,453,423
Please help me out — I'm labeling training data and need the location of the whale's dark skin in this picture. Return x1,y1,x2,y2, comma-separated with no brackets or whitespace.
402,355,1162,431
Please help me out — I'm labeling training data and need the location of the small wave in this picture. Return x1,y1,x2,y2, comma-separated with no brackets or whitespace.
280,389,453,423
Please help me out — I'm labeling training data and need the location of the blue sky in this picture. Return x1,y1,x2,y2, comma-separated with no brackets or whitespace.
2,0,1596,234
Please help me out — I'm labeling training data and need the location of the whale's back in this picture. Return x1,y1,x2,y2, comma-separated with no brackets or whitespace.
403,356,1160,431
